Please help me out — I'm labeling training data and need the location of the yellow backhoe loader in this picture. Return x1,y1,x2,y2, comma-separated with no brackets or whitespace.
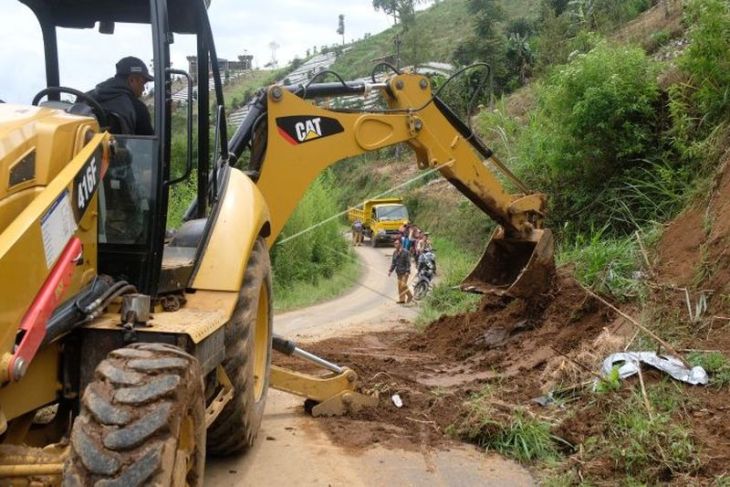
0,0,553,484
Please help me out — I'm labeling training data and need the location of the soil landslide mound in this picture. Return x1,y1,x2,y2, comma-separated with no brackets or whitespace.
275,271,618,451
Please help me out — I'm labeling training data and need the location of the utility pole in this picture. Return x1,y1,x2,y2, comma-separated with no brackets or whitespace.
337,14,345,46
268,41,280,68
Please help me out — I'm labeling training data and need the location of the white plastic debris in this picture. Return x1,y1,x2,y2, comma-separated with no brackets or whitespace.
601,352,708,386
391,393,404,408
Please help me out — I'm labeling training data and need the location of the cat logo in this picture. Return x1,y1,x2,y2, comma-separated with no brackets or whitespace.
276,115,344,145
295,117,323,142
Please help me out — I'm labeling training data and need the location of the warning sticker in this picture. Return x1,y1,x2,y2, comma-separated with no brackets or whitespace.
41,191,77,268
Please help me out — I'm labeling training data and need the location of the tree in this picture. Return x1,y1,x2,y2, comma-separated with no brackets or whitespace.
453,0,508,93
506,32,534,85
541,0,571,16
468,0,505,38
372,0,399,24
336,14,345,45
372,0,422,25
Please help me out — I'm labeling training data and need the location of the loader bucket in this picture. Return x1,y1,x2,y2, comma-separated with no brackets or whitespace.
461,228,555,298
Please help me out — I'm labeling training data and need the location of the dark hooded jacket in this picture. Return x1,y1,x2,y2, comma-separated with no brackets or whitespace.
88,76,153,135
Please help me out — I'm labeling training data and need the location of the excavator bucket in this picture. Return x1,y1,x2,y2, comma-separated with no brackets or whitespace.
461,228,555,298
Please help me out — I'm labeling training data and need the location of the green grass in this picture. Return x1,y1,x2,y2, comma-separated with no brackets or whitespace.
452,386,560,463
575,382,700,483
416,236,481,325
331,0,471,79
330,0,539,79
167,175,197,229
331,154,396,209
716,475,730,487
273,251,361,312
604,389,699,480
540,472,587,487
488,413,560,463
688,352,730,388
558,229,644,301
223,69,282,112
595,365,622,393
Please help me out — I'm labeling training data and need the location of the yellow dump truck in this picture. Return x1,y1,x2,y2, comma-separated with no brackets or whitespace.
347,198,409,246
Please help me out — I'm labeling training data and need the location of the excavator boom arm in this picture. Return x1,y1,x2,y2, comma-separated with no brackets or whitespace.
242,72,554,297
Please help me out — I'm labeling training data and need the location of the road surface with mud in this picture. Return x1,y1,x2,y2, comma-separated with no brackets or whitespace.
206,245,534,486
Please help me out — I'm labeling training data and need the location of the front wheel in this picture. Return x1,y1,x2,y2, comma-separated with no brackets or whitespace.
413,280,430,301
207,237,273,456
65,343,206,487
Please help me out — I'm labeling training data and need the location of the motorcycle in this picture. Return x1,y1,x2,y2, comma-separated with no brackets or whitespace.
413,250,436,300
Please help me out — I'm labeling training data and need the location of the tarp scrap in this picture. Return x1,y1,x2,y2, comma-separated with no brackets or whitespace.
601,352,708,386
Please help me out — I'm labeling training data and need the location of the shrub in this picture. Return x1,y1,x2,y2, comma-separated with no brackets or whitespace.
677,0,730,131
517,42,661,232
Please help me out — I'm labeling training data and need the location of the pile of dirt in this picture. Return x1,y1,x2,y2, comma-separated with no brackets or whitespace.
274,270,618,451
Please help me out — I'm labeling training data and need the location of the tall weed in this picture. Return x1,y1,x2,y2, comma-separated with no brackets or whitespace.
601,161,693,231
558,228,642,300
677,0,730,132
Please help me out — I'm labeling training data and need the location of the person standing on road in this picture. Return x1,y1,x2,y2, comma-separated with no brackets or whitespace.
352,218,364,246
388,239,413,304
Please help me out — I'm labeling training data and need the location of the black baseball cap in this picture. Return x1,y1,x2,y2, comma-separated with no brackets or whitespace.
115,56,153,81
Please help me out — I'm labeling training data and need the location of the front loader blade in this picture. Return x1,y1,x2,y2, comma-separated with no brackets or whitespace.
461,228,555,298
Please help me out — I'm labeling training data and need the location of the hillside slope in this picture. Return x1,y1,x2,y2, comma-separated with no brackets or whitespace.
331,0,538,79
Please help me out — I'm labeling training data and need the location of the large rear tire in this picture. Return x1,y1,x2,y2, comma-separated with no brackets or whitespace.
206,237,273,456
64,343,206,487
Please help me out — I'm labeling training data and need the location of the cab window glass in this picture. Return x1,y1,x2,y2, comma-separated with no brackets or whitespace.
99,136,155,244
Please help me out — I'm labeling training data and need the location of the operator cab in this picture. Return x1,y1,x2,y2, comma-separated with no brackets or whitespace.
19,0,231,296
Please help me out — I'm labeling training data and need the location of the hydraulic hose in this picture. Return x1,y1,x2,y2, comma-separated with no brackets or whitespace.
43,277,112,345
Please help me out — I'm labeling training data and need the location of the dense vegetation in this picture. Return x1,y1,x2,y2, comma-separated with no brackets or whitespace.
474,0,730,301
269,173,355,310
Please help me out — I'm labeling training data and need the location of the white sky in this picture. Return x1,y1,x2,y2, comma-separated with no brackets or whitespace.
0,0,418,103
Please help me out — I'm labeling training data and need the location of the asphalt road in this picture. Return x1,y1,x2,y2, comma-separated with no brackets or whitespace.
205,245,535,486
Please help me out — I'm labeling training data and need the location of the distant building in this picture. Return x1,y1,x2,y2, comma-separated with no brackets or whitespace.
187,54,254,83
